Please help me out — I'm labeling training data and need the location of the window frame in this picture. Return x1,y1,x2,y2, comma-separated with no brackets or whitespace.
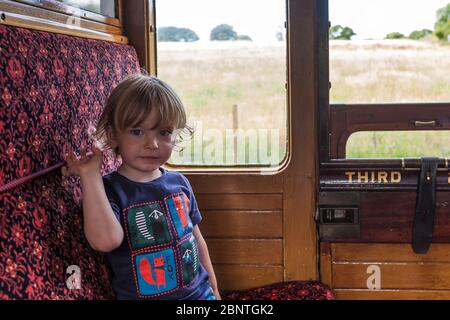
0,0,126,43
318,0,450,167
152,0,291,173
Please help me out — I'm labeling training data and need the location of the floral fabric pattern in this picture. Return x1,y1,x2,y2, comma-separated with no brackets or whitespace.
224,281,335,300
0,25,140,299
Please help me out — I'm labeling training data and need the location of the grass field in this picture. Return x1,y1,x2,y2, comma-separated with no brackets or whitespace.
157,40,450,164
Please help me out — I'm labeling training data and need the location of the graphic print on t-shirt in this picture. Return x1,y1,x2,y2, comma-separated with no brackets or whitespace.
126,202,171,249
166,193,192,238
180,234,200,284
135,249,177,296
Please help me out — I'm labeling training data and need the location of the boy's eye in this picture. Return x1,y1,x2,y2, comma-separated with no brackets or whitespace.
160,129,173,137
129,129,144,136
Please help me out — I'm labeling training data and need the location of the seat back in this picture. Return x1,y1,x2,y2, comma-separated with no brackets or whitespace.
0,25,140,299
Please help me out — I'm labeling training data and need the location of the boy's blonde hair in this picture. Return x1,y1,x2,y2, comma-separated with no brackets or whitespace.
94,73,193,155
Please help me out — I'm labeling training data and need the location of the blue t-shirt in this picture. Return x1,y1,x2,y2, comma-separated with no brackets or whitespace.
102,167,211,300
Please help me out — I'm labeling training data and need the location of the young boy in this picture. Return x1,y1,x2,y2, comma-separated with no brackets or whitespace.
62,74,220,300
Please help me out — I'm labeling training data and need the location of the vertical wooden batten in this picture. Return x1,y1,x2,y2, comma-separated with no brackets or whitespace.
122,0,154,73
283,0,319,280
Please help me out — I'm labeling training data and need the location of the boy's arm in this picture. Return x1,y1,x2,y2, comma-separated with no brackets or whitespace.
80,171,124,252
62,145,124,253
193,225,221,300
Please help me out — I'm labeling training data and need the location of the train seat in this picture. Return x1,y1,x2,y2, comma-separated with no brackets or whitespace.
0,24,140,299
224,281,335,300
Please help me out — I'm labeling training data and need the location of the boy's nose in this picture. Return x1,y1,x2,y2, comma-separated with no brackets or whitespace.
144,134,158,149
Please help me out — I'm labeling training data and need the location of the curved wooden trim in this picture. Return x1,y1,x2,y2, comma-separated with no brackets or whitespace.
0,10,127,44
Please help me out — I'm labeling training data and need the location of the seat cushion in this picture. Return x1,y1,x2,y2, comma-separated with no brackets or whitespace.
224,281,335,300
0,25,140,299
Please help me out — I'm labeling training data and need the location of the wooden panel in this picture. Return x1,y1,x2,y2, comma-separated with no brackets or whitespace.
214,265,283,291
187,174,284,194
335,289,450,300
322,192,450,242
333,243,450,262
320,242,332,287
283,0,318,280
206,239,283,265
200,210,282,238
333,262,450,289
196,194,282,211
122,0,151,72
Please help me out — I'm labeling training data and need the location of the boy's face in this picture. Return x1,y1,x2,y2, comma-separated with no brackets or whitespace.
110,108,176,182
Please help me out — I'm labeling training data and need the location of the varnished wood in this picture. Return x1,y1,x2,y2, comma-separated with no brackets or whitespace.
282,0,318,280
196,194,282,211
122,0,152,72
333,243,450,262
333,262,450,289
206,239,283,265
319,192,450,242
186,174,284,194
329,243,450,298
335,289,450,300
214,265,284,291
201,210,282,238
320,242,333,287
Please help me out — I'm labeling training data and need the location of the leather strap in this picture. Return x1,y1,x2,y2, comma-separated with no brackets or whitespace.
412,157,439,254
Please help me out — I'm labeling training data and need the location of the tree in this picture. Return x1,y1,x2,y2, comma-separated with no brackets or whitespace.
210,24,237,41
158,26,199,42
385,32,405,39
236,35,252,41
434,3,450,41
329,25,356,40
409,29,432,40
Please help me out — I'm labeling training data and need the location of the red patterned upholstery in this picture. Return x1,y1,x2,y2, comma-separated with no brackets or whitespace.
224,281,335,300
0,25,140,299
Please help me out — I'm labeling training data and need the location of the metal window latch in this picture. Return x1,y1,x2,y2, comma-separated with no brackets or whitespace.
413,120,437,127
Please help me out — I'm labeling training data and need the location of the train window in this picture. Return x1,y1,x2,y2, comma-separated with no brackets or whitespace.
329,1,450,104
155,0,288,168
325,1,450,161
346,131,450,158
55,0,118,18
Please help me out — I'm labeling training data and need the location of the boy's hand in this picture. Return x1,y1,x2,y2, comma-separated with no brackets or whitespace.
61,145,103,178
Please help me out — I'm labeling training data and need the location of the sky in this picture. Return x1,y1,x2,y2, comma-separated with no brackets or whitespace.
156,0,449,42
330,0,449,40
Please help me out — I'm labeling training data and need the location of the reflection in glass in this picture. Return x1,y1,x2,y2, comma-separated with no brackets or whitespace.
55,0,117,18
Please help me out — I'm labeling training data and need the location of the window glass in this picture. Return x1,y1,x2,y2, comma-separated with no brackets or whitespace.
346,131,450,158
156,0,287,167
56,0,117,18
329,0,450,104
